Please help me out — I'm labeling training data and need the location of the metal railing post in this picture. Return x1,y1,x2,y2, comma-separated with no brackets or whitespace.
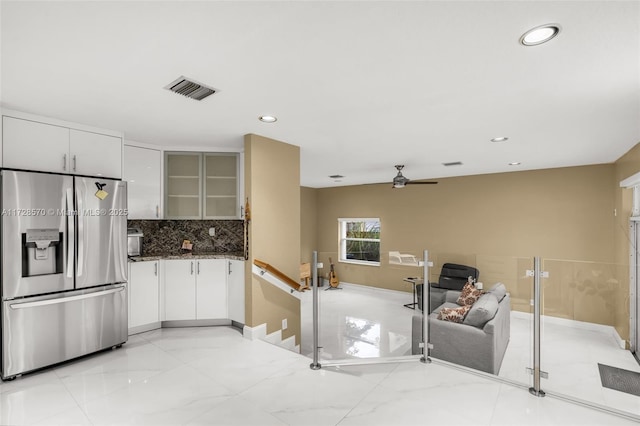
421,250,432,364
529,256,545,397
310,251,321,370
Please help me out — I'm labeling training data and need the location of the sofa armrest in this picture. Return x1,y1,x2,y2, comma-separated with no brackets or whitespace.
482,293,511,335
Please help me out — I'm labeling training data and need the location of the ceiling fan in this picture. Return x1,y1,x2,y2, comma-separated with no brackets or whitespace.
392,165,438,188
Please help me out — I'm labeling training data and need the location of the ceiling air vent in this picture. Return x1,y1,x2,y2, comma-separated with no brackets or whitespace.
443,161,463,167
164,76,217,101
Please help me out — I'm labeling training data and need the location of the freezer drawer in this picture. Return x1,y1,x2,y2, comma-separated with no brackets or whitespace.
1,284,127,379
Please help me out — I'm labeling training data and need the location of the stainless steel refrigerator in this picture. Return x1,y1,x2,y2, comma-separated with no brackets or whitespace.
1,170,128,380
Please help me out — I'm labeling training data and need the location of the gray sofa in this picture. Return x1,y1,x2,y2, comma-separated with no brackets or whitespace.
413,285,511,375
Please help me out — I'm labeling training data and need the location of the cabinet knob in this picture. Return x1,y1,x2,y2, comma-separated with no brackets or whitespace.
63,154,67,171
190,261,194,275
72,155,77,172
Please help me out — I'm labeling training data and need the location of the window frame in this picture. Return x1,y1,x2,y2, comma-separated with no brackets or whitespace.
338,218,381,266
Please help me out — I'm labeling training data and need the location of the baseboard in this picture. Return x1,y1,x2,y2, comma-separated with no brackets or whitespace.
243,323,267,340
161,319,232,328
511,311,626,349
337,281,411,296
128,322,162,336
242,322,300,353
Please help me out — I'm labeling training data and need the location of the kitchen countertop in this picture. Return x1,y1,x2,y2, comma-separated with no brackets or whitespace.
128,252,245,262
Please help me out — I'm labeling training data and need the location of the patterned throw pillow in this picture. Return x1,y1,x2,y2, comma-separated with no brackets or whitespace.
438,305,472,323
457,282,482,306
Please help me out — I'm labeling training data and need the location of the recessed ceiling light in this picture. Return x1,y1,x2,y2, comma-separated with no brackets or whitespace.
491,137,509,143
520,24,561,46
509,162,521,166
259,115,277,123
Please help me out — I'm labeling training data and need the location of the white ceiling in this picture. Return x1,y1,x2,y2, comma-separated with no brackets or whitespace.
1,1,639,188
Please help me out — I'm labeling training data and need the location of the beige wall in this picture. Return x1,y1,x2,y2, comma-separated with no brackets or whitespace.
317,164,615,264
300,187,318,264
314,164,624,332
613,142,640,344
244,134,301,345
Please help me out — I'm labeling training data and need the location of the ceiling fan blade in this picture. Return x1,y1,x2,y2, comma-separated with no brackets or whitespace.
406,181,438,185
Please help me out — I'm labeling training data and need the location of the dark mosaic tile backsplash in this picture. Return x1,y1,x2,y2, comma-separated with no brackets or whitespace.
128,219,244,256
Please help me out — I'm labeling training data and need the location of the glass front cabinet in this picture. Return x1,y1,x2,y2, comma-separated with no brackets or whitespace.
165,152,240,219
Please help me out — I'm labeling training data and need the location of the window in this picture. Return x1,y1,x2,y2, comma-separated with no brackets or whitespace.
338,218,381,266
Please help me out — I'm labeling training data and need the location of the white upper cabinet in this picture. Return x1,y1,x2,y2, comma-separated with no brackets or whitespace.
204,154,239,219
165,152,240,219
2,116,70,173
70,129,122,178
165,152,202,219
124,144,162,219
2,113,123,178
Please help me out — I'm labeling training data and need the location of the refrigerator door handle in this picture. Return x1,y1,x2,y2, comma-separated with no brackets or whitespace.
9,287,124,309
76,186,84,277
66,188,75,278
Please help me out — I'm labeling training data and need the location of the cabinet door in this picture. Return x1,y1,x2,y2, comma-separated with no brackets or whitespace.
70,129,122,178
3,116,70,173
164,259,196,320
130,261,160,328
227,260,245,323
196,259,227,319
204,153,239,219
165,153,202,219
124,145,162,219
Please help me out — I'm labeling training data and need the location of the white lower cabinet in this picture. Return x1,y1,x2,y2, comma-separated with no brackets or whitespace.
130,258,243,325
196,259,227,320
227,259,245,324
163,258,236,321
128,260,160,331
164,259,197,320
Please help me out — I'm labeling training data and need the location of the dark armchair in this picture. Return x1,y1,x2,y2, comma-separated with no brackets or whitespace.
416,263,479,311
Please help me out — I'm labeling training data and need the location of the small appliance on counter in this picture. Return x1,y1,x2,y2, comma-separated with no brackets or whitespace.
127,227,143,257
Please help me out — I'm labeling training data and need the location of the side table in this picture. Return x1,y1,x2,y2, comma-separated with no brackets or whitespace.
402,277,423,310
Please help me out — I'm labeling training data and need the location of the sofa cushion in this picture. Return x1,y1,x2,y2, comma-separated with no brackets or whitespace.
457,282,482,306
463,293,500,328
487,282,507,302
437,305,471,323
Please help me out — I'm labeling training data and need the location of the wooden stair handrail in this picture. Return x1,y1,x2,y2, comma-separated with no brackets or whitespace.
254,259,310,292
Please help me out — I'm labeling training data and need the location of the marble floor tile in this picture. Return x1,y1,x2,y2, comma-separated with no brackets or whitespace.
55,341,184,405
80,364,235,425
0,316,637,425
188,338,302,394
0,378,79,425
239,358,378,426
185,395,287,426
32,404,93,426
301,283,640,418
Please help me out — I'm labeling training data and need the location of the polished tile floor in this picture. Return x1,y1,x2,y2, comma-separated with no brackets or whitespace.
0,325,637,426
301,283,640,420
